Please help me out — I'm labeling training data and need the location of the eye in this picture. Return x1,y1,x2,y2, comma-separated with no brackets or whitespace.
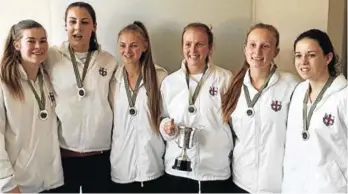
294,54,301,58
119,44,126,48
263,44,270,48
185,42,191,47
82,21,89,24
27,40,35,43
130,44,138,48
197,42,205,46
308,54,316,58
69,20,76,24
249,43,256,48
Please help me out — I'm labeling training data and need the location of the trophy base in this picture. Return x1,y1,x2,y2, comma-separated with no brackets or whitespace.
172,159,192,172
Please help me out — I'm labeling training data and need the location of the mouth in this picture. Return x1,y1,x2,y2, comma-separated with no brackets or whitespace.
32,52,44,56
188,54,199,60
123,55,134,59
72,34,83,40
300,67,310,72
251,56,264,61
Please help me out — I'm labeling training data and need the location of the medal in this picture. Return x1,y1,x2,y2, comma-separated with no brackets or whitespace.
246,108,254,117
302,76,335,141
129,107,137,116
185,64,208,115
302,131,309,140
39,110,48,120
68,45,92,98
243,65,277,119
78,87,86,97
27,69,48,121
188,105,197,114
123,68,142,117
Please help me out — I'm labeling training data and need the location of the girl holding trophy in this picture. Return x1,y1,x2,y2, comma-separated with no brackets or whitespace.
160,22,233,193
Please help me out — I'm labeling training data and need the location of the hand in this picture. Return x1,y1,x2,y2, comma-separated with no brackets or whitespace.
164,118,176,136
7,186,20,193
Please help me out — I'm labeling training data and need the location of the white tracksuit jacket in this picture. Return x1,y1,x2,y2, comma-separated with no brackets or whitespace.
282,74,348,193
0,65,63,193
110,64,168,183
160,60,233,181
231,69,299,193
46,41,118,152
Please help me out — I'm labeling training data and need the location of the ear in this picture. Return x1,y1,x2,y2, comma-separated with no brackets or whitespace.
143,41,149,52
93,23,97,32
325,52,333,66
274,47,280,58
13,40,20,51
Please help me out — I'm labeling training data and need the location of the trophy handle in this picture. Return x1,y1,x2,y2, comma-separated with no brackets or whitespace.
188,127,197,149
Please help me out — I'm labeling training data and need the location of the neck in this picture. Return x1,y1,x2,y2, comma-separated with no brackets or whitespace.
70,43,89,53
22,61,40,81
124,63,141,78
186,63,206,74
249,65,271,90
309,73,330,95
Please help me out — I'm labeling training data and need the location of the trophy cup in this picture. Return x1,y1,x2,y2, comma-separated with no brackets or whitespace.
172,126,197,172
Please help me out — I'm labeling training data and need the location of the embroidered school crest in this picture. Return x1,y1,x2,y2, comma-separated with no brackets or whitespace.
271,100,282,112
323,113,335,126
49,92,55,103
99,67,107,76
209,86,218,96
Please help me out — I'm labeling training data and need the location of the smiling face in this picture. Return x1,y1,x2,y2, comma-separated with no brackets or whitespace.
244,28,279,69
182,27,211,69
294,38,332,81
65,6,96,52
14,27,48,66
118,30,148,65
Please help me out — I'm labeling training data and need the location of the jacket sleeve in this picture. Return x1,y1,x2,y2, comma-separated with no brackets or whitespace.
159,80,177,142
0,85,17,192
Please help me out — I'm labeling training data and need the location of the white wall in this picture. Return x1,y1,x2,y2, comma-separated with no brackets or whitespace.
0,0,252,73
0,0,345,75
253,0,330,74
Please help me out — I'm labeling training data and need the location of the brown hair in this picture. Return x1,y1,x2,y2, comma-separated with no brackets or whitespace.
181,22,214,63
65,1,99,51
221,23,280,123
118,21,161,133
0,19,45,100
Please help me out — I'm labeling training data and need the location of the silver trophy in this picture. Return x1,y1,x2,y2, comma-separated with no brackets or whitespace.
172,126,197,172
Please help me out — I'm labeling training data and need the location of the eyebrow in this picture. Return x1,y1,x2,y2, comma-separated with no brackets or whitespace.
25,37,47,40
68,17,90,20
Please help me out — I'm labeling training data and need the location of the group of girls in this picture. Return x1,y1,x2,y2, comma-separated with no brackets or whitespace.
0,1,346,193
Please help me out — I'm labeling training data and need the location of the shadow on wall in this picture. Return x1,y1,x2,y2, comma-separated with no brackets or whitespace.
213,18,251,74
151,21,182,73
151,18,251,74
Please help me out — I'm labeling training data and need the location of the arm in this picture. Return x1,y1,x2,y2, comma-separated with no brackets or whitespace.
159,81,177,142
0,85,19,193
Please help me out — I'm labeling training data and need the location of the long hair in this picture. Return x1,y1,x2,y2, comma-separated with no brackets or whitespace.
65,1,99,51
0,19,44,100
118,21,161,133
181,22,214,64
221,23,280,123
294,29,339,77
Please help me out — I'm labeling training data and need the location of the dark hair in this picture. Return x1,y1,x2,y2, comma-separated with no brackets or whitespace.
118,21,161,133
221,23,280,123
181,22,214,63
294,29,339,77
64,1,99,51
0,19,45,100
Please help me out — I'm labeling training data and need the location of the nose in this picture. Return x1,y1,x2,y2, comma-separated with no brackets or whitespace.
75,22,82,31
300,55,309,65
255,45,262,55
